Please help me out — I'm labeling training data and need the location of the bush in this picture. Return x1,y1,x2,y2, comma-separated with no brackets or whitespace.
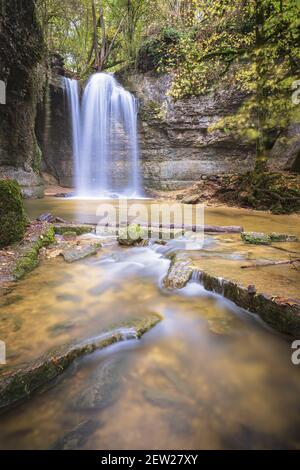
137,27,182,73
0,179,28,247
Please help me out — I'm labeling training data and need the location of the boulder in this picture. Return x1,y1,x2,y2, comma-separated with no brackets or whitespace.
118,224,145,246
0,179,28,247
181,194,200,204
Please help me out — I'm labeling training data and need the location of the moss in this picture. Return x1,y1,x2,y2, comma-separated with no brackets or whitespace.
218,172,300,214
62,231,77,238
54,224,94,236
241,232,271,245
118,224,146,246
0,180,28,248
32,143,42,174
13,226,55,280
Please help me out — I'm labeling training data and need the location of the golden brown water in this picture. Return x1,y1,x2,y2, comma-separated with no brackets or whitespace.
0,198,299,449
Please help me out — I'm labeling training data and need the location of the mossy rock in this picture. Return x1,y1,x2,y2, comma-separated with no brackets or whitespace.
0,180,28,248
241,232,271,245
54,224,95,236
118,224,145,246
269,233,299,242
13,226,55,280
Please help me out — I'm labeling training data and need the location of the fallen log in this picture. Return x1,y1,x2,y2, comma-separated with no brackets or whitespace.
241,258,300,269
0,314,161,414
95,222,244,234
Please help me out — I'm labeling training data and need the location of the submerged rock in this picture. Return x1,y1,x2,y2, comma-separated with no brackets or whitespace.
54,224,95,236
143,389,184,408
269,233,299,242
51,420,99,450
164,253,194,289
48,321,76,336
0,313,162,412
61,243,102,263
73,356,126,410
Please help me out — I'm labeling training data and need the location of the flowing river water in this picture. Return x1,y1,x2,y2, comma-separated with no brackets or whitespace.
0,199,300,449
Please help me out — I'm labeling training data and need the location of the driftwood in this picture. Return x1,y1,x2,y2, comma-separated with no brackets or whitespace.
241,258,300,269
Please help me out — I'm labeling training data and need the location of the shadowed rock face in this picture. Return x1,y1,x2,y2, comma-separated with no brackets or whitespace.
127,72,256,190
0,1,45,198
36,74,74,188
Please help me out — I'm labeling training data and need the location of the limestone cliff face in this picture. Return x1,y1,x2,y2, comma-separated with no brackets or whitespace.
40,71,299,191
127,73,256,189
0,1,45,197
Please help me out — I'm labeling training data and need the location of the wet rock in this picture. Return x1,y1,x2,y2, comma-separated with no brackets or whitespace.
118,224,145,247
0,295,23,308
0,313,23,334
51,420,99,450
61,243,102,263
37,213,68,223
143,389,183,408
56,293,81,302
48,321,76,336
269,233,299,242
181,194,200,204
241,232,271,245
195,267,300,336
54,224,95,236
164,253,194,289
62,231,77,241
73,356,126,411
207,317,236,336
167,412,193,437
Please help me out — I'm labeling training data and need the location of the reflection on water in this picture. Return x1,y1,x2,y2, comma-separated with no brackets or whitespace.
0,200,300,449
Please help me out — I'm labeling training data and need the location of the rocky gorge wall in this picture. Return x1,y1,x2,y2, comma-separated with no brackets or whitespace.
128,73,256,189
38,70,300,192
0,1,45,198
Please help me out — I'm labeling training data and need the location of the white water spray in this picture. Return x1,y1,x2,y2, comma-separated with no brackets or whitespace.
64,73,141,198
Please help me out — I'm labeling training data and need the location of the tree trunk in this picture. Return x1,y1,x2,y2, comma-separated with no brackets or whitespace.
91,0,100,70
254,0,267,173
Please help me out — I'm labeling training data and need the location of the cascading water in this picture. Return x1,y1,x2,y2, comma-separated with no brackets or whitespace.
64,78,81,191
64,73,141,198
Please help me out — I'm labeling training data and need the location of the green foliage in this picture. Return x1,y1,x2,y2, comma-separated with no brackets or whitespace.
241,232,271,245
0,180,28,248
138,27,182,72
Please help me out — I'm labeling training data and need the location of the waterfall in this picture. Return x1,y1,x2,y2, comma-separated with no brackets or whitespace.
64,73,141,198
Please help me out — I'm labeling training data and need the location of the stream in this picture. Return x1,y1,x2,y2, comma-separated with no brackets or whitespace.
0,199,300,449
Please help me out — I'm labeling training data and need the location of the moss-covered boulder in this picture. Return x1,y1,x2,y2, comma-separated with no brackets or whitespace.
241,232,271,245
118,224,145,246
0,180,28,248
